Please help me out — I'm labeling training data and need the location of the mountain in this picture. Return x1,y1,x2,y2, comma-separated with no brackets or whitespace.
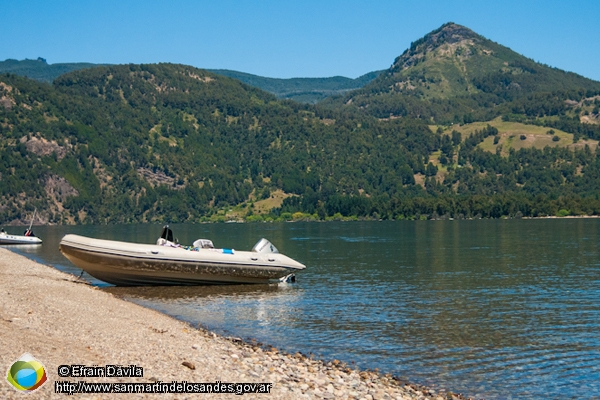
0,58,108,83
2,25,600,226
207,69,383,103
0,58,382,104
0,63,437,224
324,23,600,124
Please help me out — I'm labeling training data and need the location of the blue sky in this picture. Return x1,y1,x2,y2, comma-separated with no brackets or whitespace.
3,0,599,81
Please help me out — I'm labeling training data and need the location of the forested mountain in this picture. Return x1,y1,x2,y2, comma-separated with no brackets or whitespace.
0,63,438,224
2,23,600,226
0,58,107,84
0,59,382,104
323,23,600,125
207,69,383,103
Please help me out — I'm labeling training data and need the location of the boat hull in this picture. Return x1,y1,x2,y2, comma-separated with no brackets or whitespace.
59,234,305,286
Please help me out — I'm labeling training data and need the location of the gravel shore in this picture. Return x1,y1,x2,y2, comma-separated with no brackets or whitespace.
0,248,470,399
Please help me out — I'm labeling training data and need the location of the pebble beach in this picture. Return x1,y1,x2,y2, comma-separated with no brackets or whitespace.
0,247,471,399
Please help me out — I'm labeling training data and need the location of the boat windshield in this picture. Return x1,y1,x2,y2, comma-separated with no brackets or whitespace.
159,226,174,242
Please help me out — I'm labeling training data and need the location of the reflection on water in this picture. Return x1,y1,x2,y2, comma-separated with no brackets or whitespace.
6,220,600,399
104,283,303,342
1,243,43,252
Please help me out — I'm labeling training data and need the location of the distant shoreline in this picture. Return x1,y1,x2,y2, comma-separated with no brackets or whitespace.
3,213,600,227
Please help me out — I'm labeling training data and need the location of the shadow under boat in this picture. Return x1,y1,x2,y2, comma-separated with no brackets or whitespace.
103,281,295,301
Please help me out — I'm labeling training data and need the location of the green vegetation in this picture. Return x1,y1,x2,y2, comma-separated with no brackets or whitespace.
0,58,107,83
0,59,383,104
207,69,384,103
2,23,600,225
0,64,436,224
322,23,600,126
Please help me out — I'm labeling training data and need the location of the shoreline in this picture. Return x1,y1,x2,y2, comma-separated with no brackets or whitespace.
0,247,471,399
4,213,600,226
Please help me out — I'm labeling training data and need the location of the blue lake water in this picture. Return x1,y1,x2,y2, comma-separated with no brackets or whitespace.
6,220,600,399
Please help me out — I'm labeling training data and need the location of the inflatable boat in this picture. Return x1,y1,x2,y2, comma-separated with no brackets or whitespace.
0,230,43,245
59,226,305,286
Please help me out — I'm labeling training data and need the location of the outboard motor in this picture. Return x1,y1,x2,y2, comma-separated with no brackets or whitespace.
252,238,279,254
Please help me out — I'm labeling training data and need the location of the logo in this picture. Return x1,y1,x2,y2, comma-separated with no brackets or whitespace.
6,353,48,392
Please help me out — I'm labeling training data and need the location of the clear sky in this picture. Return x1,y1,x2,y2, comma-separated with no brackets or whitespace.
3,0,599,81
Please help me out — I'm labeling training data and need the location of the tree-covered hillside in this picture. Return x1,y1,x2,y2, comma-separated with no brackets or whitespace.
323,23,600,125
3,24,600,225
0,63,439,224
208,69,383,103
0,58,382,104
0,58,107,84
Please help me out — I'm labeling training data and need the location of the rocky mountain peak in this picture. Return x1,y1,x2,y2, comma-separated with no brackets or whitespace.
416,23,480,47
391,22,483,71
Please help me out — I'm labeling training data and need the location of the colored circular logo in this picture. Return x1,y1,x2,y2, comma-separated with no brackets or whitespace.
6,353,48,392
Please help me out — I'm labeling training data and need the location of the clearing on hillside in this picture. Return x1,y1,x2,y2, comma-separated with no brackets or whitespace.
435,117,598,156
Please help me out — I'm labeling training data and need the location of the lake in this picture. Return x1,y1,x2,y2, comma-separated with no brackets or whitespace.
6,219,600,399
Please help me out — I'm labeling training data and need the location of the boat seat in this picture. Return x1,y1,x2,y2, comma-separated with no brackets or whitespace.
193,239,215,249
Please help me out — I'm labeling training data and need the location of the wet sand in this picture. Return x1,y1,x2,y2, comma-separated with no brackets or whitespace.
0,247,467,399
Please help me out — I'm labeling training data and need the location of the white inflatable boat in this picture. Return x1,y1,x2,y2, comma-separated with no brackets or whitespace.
59,226,306,286
0,230,43,245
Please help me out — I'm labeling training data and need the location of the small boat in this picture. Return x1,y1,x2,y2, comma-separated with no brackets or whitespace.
59,226,306,286
0,209,42,245
0,230,43,245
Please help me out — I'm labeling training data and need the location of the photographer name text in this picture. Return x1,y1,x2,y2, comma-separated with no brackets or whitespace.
58,364,143,378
